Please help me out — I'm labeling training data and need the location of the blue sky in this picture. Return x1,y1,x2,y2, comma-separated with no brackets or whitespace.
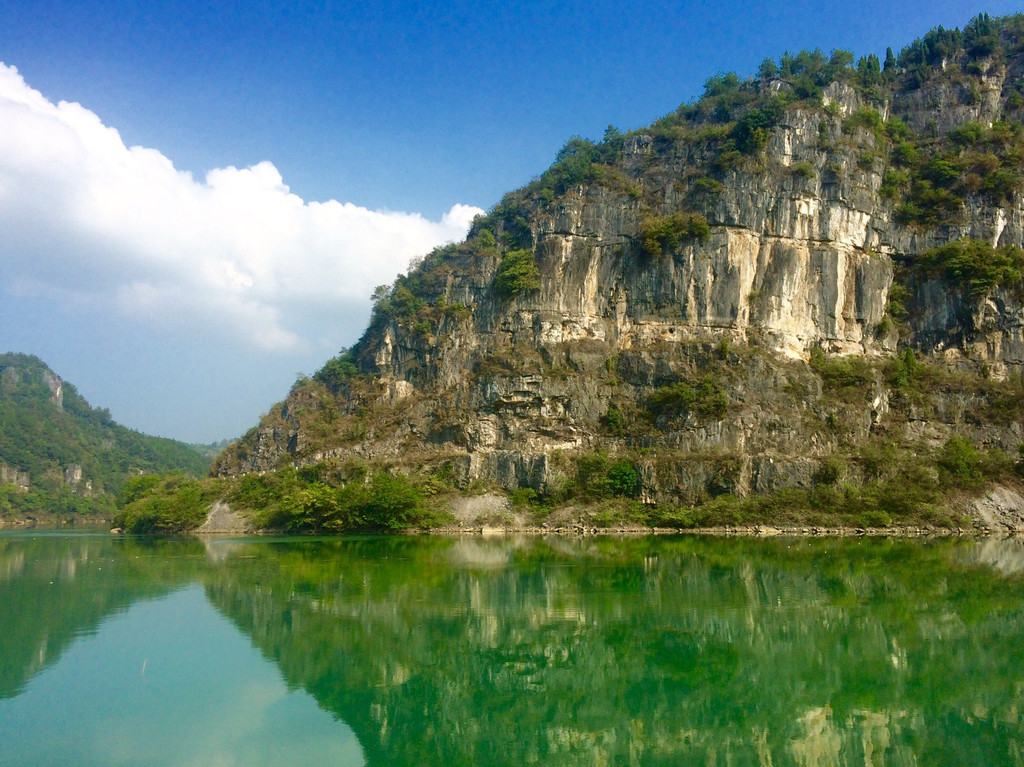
0,0,1018,443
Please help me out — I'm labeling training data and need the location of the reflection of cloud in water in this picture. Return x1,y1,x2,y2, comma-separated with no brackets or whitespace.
0,585,365,766
961,537,1024,576
445,535,548,568
789,706,841,766
108,677,364,767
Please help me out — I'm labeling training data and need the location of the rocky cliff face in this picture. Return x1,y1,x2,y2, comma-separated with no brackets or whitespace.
218,18,1024,513
0,465,29,491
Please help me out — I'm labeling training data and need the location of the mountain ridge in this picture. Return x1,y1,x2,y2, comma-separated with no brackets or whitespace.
0,352,211,523
142,13,1024,532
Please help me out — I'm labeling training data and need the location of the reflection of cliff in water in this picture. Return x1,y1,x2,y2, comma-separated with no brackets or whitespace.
3,534,1022,765
202,536,1024,767
0,534,201,699
961,536,1024,576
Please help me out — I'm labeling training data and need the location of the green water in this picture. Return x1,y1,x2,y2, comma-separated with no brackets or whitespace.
1,533,1022,766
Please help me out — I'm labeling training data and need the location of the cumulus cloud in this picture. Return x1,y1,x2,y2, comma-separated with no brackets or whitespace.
0,63,484,353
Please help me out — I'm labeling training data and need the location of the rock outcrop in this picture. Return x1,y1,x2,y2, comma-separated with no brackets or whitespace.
216,17,1024,515
0,464,29,492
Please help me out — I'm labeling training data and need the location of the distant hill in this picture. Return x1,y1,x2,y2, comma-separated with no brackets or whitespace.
188,438,237,461
0,353,211,522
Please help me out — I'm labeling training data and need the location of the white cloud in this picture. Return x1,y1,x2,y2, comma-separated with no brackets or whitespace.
0,62,484,354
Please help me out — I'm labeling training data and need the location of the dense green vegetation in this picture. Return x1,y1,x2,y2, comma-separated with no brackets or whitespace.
312,347,360,388
638,213,711,256
645,377,729,421
113,473,219,533
238,468,441,532
534,132,628,196
0,353,210,522
493,248,541,298
892,119,1024,227
809,346,875,390
914,239,1024,299
116,461,449,533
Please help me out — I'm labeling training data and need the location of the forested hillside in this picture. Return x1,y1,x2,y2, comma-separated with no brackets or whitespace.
0,353,210,522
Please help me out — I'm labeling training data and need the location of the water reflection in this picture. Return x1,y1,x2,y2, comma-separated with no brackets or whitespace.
961,535,1024,575
0,533,199,700
1,533,1023,766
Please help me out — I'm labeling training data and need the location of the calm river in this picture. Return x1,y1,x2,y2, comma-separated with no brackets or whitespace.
1,532,1022,766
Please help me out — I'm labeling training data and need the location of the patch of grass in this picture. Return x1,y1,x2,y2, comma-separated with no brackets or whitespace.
313,347,360,389
692,176,725,196
566,453,642,502
792,161,816,178
601,404,626,435
843,106,886,143
813,456,846,485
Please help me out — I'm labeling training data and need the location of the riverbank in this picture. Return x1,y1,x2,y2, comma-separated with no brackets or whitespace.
177,487,1022,537
16,480,1024,536
0,516,109,530
417,485,1024,537
426,524,995,537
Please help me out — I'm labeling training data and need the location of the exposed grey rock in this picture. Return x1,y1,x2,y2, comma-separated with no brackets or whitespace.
964,485,1024,531
0,465,29,492
221,64,1024,510
194,502,253,535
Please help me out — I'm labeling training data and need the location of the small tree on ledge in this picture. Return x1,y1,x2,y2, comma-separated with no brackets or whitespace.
494,249,541,298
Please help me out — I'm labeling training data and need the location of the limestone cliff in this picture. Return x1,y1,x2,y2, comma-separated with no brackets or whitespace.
216,15,1024,522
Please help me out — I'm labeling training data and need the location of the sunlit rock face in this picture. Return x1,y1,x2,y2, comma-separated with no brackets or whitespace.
366,80,1022,388
512,96,895,363
220,48,1024,507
